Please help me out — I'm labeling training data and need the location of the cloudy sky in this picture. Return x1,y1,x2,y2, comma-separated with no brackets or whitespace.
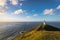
0,0,60,22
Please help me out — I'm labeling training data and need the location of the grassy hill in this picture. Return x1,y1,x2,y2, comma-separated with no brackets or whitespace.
13,24,60,40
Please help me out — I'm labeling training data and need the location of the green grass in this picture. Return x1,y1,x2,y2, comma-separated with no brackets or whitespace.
13,31,60,40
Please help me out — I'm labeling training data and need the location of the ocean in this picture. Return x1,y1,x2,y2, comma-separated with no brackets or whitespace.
0,22,60,40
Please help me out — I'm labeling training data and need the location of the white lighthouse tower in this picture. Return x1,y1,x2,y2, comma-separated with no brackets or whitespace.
42,19,46,29
43,20,46,25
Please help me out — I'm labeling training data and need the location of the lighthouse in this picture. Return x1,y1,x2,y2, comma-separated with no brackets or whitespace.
43,20,46,25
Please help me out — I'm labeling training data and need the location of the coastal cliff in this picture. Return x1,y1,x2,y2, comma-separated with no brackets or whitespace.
13,22,60,40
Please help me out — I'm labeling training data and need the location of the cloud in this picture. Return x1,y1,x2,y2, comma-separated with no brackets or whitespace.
0,0,8,15
0,6,8,15
33,14,38,16
19,0,25,1
10,0,18,5
56,5,60,9
13,9,25,14
43,5,60,15
0,0,7,6
43,9,55,15
20,3,23,6
26,16,31,19
0,10,5,15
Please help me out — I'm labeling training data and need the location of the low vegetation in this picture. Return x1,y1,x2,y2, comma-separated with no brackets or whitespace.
13,24,60,40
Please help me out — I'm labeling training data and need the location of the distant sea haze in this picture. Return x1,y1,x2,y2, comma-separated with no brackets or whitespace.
0,22,60,40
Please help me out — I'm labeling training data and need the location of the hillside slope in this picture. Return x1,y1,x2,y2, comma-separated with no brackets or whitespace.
13,23,60,40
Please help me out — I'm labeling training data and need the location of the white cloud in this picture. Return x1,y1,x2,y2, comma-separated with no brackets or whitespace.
0,0,7,6
0,6,8,15
19,0,25,1
10,0,18,5
0,10,5,15
56,5,60,9
20,3,23,6
26,16,31,19
0,0,8,15
5,6,9,9
43,9,54,15
14,9,25,14
43,5,60,15
33,14,38,16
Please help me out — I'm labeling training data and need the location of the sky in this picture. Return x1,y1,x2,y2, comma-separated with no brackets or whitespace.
0,0,60,22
